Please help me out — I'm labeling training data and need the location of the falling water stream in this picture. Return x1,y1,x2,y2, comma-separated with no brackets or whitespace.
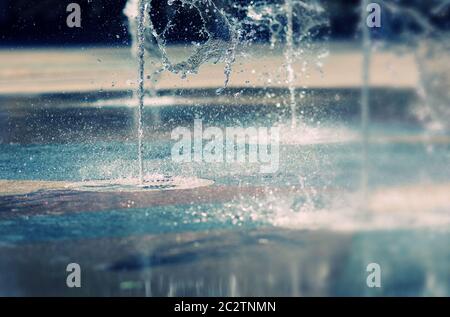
132,0,240,183
284,0,297,129
136,0,146,184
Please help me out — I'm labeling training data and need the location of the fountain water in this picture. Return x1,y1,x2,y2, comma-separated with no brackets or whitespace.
5,0,445,212
242,0,328,129
1,0,450,297
136,0,146,184
284,0,297,128
144,0,239,93
128,0,328,183
129,0,241,184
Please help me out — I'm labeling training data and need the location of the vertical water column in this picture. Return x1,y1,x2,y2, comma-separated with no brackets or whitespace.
284,0,297,129
136,0,146,184
361,0,371,209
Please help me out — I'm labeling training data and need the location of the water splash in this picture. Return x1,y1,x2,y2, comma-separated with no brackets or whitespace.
125,0,328,185
242,0,328,128
126,0,242,182
144,0,239,94
238,0,329,213
225,186,450,232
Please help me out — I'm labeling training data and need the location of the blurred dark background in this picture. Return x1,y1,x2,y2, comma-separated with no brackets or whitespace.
0,0,448,47
0,0,131,46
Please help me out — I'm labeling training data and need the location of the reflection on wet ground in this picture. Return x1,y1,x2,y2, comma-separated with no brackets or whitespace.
1,228,448,296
